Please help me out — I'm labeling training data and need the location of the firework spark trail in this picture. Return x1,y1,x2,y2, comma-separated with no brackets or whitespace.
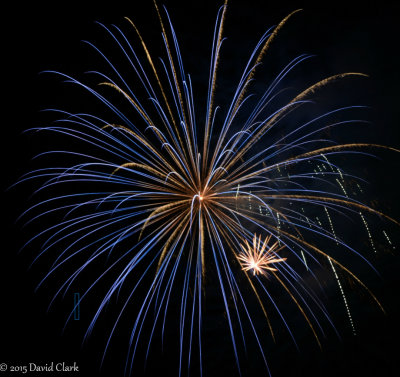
15,1,400,376
382,230,394,249
360,212,377,253
324,205,356,334
327,256,357,335
320,153,376,333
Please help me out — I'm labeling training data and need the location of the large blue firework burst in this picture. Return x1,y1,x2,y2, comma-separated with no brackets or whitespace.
16,1,399,376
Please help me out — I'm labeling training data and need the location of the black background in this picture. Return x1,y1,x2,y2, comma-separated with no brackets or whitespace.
2,1,400,377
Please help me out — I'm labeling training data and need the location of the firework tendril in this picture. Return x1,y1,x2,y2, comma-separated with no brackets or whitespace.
17,1,398,376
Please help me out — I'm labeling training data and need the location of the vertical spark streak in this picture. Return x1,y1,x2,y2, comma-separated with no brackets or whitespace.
382,230,395,249
336,178,348,198
324,206,356,335
324,206,338,245
322,153,345,183
359,212,377,253
327,257,357,335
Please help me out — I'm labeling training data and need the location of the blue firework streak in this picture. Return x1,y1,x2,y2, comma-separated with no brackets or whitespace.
16,1,399,376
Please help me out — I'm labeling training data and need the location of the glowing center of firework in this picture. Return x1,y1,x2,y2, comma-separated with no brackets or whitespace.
196,191,207,203
248,258,263,275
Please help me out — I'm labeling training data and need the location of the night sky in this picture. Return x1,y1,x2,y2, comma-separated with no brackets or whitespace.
2,1,400,377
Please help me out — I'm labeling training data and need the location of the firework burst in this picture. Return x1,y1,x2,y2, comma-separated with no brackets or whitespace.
238,234,286,276
16,1,399,376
